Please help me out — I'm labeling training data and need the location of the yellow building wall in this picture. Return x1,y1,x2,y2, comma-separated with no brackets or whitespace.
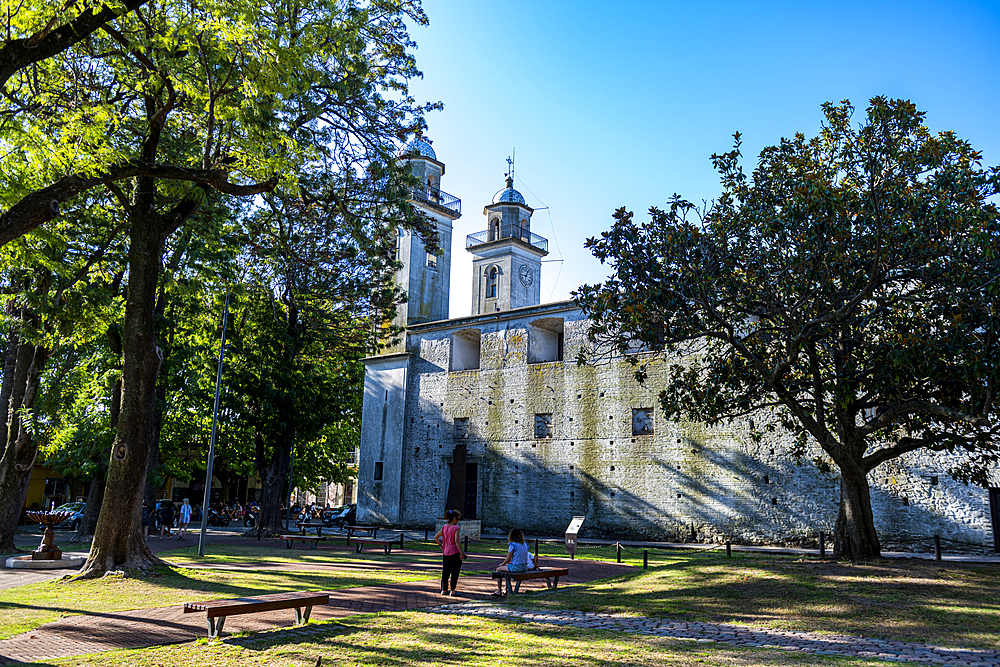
24,465,64,510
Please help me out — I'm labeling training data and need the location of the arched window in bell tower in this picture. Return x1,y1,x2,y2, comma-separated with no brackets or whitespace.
486,267,498,298
490,217,500,242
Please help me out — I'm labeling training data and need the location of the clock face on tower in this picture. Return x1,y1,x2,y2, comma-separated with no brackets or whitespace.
518,265,533,287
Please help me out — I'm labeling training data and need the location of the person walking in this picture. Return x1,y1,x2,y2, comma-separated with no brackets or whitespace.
141,501,152,540
158,500,175,540
434,509,466,596
177,498,192,540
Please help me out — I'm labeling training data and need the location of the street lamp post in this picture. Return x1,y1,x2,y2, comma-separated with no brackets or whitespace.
198,294,231,557
285,440,295,532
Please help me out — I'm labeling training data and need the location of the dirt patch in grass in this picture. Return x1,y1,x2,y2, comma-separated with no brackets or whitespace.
504,554,1000,649
54,612,890,667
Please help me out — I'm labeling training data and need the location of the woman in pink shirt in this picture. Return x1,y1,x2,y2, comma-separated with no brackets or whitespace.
434,509,467,595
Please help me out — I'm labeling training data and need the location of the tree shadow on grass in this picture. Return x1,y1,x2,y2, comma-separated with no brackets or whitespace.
500,556,1000,649
0,565,421,632
224,615,698,667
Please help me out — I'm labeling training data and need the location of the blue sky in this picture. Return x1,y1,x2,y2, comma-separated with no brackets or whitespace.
404,0,1000,318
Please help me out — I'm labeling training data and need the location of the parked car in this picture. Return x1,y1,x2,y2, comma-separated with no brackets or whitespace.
325,504,356,529
52,502,86,531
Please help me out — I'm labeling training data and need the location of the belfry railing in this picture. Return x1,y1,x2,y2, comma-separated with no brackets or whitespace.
411,186,461,215
466,224,548,252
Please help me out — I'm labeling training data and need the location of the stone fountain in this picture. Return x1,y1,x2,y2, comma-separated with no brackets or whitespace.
5,510,85,570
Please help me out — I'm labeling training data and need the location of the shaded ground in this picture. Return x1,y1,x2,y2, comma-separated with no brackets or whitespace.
39,613,901,667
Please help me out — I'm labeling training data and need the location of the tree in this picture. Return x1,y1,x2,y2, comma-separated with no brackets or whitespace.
1,0,152,89
576,98,1000,560
0,196,124,551
225,171,421,537
2,0,437,575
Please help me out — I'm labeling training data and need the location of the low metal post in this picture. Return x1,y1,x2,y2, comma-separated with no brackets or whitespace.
463,535,469,554
726,541,731,558
534,538,539,561
934,535,942,561
617,543,622,563
819,532,826,558
643,550,648,569
425,529,429,541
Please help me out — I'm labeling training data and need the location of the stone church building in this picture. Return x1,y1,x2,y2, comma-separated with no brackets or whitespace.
357,140,1000,549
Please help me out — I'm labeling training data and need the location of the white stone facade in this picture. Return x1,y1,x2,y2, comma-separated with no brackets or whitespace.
359,302,999,547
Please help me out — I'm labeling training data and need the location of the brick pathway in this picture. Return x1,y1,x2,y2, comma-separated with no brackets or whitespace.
429,603,1000,666
0,557,628,663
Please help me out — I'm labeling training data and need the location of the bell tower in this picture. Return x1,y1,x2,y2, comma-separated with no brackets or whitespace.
466,174,548,315
392,137,462,332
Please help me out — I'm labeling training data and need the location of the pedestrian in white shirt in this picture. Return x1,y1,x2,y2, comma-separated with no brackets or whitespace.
178,498,192,540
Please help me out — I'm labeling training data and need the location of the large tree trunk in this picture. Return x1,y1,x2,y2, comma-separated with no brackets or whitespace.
248,429,292,538
0,326,18,434
0,342,48,552
833,464,882,560
77,215,168,577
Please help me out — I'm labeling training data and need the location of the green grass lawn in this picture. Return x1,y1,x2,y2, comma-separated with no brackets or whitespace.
0,566,426,640
55,612,894,667
501,553,1000,649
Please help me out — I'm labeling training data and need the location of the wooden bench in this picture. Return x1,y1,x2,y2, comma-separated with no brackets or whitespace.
278,534,326,549
345,525,378,539
184,591,329,637
491,568,570,595
349,535,402,554
296,521,326,536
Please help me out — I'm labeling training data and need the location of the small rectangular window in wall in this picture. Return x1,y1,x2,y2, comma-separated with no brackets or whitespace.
632,408,654,436
454,417,470,440
450,329,482,372
426,252,438,269
535,413,554,439
528,318,564,363
374,461,384,481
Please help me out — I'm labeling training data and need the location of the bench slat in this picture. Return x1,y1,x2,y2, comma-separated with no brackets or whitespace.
184,593,329,617
184,592,329,637
349,538,396,545
491,568,570,581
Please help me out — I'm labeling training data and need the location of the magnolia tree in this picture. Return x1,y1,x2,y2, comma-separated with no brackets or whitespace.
575,99,1000,560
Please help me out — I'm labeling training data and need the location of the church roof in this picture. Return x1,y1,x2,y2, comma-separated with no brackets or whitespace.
402,137,437,160
492,176,526,205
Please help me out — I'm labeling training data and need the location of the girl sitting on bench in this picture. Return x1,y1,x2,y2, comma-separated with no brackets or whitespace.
496,528,537,573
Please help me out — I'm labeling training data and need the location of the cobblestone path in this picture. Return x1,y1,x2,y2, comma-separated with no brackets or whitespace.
426,602,1000,666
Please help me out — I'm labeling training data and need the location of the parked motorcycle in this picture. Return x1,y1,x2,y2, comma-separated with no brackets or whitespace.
207,509,229,527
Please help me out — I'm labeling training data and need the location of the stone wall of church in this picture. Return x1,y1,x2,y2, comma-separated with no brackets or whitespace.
390,304,996,548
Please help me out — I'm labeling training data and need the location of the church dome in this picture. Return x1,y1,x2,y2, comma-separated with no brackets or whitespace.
401,137,436,160
492,176,526,205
